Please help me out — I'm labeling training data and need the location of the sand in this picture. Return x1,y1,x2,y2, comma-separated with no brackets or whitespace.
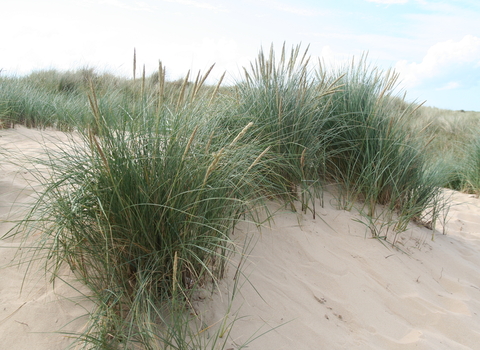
1,126,480,349
0,127,91,349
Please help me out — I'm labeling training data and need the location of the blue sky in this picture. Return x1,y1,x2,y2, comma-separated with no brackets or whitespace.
2,0,480,110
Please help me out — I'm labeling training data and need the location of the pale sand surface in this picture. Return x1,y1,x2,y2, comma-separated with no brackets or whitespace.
0,127,91,350
1,126,480,349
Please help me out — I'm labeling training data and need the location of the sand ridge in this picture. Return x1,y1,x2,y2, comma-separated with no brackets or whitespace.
201,194,480,349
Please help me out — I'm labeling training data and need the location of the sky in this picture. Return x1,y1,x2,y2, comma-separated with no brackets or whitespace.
1,0,480,111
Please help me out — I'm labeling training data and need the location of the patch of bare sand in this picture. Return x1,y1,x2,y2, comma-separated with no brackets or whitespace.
198,193,480,350
0,126,91,350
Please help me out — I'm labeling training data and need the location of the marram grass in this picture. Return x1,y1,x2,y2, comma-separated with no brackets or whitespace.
1,44,461,349
318,55,448,236
6,63,285,348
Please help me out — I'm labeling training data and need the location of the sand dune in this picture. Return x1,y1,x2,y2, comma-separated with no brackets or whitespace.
1,127,480,349
0,127,90,350
202,193,480,349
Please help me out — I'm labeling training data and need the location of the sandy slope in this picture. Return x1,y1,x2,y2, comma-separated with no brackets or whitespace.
201,194,480,350
1,127,480,349
0,127,90,350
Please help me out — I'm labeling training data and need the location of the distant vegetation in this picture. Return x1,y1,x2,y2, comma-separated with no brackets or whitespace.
1,45,479,349
403,106,480,193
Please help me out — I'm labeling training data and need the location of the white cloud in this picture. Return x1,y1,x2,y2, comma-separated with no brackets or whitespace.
132,37,246,83
163,0,226,12
437,81,461,90
395,35,480,88
260,0,322,17
98,0,154,12
366,0,408,4
318,46,351,68
274,3,320,16
320,46,336,64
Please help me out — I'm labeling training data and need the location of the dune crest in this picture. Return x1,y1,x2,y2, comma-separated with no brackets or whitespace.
201,192,480,350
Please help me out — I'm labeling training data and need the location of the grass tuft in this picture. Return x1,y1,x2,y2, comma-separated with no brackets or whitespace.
2,43,469,348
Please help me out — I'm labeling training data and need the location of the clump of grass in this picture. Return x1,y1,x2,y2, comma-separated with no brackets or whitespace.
407,106,480,193
0,66,153,130
0,71,110,130
3,44,459,348
218,47,449,236
321,55,448,236
452,135,480,194
410,106,480,160
228,44,341,212
10,66,278,348
0,76,68,128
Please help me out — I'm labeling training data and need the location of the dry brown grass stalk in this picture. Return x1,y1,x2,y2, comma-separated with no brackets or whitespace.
133,48,137,81
208,71,226,107
203,148,224,186
172,251,178,295
176,71,190,110
182,125,199,161
205,130,215,153
229,122,254,147
141,64,146,96
192,64,215,101
157,61,165,111
248,146,271,171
